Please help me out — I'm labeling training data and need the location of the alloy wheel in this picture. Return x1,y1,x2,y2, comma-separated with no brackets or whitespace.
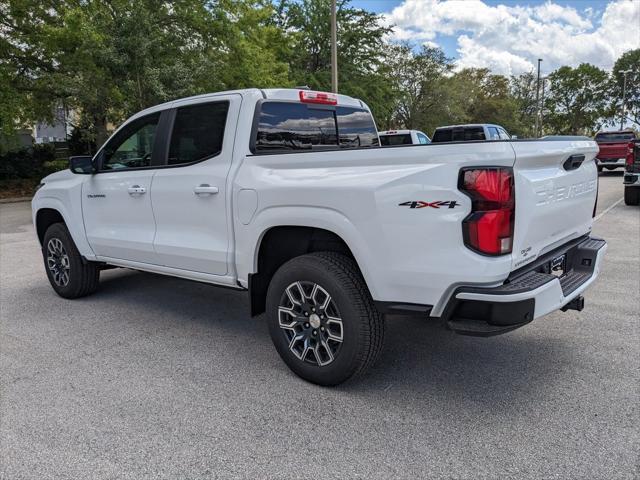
278,281,344,366
46,238,70,287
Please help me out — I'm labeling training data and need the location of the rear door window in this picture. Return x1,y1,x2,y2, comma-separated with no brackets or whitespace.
254,102,377,153
168,102,229,165
380,134,412,146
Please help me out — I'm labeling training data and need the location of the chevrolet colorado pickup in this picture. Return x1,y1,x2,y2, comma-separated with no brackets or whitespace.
595,130,637,171
32,88,607,385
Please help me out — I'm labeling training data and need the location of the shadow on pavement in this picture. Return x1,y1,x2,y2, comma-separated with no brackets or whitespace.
76,267,575,411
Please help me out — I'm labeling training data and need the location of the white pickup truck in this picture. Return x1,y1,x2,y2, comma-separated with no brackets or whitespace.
32,88,607,385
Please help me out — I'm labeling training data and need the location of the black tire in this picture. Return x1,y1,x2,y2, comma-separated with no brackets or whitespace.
597,165,603,172
266,252,383,386
624,186,640,206
42,223,100,298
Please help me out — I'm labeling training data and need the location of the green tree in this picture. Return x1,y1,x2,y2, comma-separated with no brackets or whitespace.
382,44,453,134
510,71,538,137
277,0,394,123
544,64,611,135
612,49,640,128
0,0,290,145
446,68,521,135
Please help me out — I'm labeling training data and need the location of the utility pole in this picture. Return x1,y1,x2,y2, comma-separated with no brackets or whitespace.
331,0,338,93
535,58,542,137
620,69,632,130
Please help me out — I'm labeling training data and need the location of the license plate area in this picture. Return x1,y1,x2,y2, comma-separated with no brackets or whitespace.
549,254,567,278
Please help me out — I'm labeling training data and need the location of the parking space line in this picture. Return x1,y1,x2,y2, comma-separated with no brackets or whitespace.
594,197,624,222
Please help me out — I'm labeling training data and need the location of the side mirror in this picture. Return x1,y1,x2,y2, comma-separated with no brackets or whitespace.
69,156,95,174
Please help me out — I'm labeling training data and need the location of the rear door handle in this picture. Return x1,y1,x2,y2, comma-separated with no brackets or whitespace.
194,184,219,195
128,185,146,195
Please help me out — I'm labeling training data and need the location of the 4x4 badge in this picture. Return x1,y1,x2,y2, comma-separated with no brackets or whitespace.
399,201,460,209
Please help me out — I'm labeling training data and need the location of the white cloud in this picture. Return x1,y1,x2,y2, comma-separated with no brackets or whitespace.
383,0,640,76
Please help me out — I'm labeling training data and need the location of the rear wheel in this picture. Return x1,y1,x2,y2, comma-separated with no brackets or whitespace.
42,223,100,298
266,252,383,386
624,186,640,206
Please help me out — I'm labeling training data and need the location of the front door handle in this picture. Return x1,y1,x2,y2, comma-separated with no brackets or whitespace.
128,185,146,195
194,184,219,195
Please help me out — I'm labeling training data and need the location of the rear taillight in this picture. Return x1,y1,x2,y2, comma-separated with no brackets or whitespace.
626,142,635,169
459,167,515,255
299,90,337,105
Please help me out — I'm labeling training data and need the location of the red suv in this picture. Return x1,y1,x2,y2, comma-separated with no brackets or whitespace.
594,130,637,172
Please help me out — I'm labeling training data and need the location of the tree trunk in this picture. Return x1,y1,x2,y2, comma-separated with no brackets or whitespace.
94,115,109,147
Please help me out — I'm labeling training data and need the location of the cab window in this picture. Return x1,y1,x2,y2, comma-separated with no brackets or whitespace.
254,101,378,153
168,102,229,165
101,113,160,170
380,134,412,146
417,133,430,144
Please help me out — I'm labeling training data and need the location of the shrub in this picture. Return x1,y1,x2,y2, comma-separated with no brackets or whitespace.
0,144,57,180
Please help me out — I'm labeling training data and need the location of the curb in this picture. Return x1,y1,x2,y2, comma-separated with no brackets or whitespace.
0,197,32,204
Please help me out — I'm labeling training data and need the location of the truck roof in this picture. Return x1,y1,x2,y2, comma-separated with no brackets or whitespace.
379,130,421,135
435,123,505,130
129,88,366,121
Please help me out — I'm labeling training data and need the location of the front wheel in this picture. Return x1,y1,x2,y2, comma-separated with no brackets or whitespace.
42,223,100,298
624,186,640,206
266,252,384,386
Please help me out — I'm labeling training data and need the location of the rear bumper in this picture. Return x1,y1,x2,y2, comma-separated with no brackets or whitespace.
596,157,625,167
443,236,607,336
623,173,639,186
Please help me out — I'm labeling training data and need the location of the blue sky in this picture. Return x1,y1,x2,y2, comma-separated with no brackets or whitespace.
349,0,639,75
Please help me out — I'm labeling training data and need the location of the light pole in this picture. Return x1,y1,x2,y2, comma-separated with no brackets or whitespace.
535,58,542,137
620,69,633,130
331,0,338,93
540,77,548,136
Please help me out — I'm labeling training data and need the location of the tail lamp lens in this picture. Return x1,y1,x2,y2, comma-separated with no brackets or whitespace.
459,167,515,255
627,142,635,168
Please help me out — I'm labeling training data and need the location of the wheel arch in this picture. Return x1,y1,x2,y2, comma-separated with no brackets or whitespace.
248,225,370,317
33,197,95,260
36,208,66,245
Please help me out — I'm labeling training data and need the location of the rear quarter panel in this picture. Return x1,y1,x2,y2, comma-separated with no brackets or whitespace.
234,142,517,315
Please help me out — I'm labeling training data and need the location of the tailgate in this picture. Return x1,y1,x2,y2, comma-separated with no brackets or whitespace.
597,142,628,158
510,140,598,270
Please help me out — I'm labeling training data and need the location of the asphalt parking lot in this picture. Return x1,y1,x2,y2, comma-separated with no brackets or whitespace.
1,172,638,479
